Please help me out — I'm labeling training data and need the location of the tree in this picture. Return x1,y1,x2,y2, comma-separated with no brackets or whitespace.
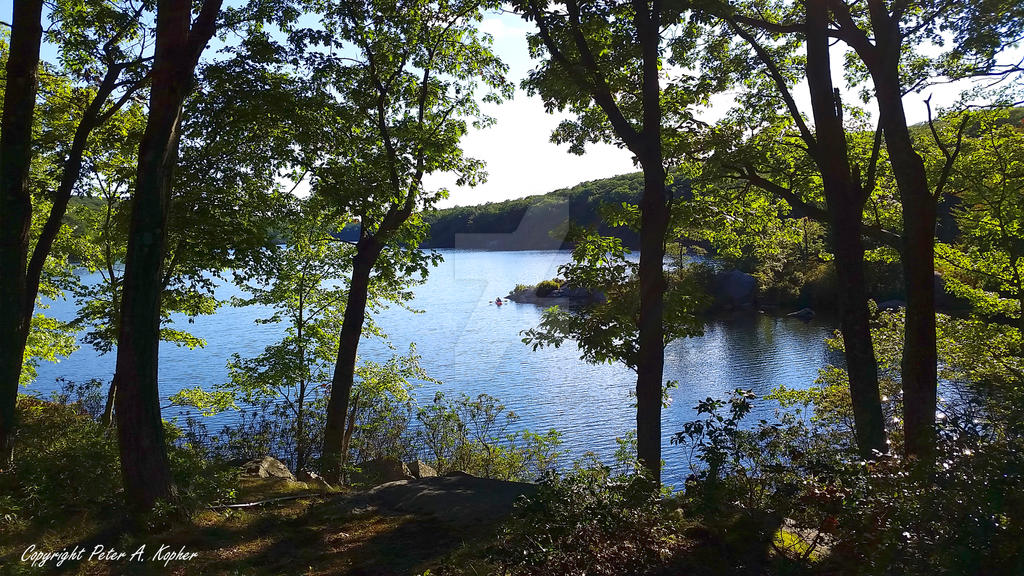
702,0,889,457
209,204,351,472
297,0,512,481
707,0,1024,463
80,38,299,427
113,0,222,515
510,0,721,481
819,0,1023,464
0,0,44,468
934,109,1024,328
522,223,707,399
0,0,152,467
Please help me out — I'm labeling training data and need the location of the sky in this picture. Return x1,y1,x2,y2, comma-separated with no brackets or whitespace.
2,2,1020,209
422,11,638,208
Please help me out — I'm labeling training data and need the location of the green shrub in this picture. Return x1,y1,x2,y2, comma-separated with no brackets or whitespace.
490,467,678,576
414,392,563,481
0,393,240,533
164,422,240,519
1,397,122,527
535,279,561,297
674,377,1024,575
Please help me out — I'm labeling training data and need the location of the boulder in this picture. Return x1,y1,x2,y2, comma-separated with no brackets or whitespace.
563,286,593,300
406,460,437,479
365,472,537,525
241,456,295,481
351,457,413,486
712,269,757,309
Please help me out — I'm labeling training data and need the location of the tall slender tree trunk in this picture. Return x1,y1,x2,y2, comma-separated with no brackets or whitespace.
830,211,887,454
114,0,221,514
633,1,668,483
101,380,117,428
635,161,668,482
866,15,938,464
0,0,44,469
322,238,381,482
295,283,307,472
806,0,886,457
884,113,937,464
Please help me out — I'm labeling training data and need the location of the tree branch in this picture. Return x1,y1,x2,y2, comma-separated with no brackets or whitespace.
726,164,903,250
728,18,817,154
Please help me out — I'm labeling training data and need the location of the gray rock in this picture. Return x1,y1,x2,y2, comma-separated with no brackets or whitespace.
241,456,295,480
350,457,413,486
406,460,437,479
564,286,592,300
365,472,536,525
713,269,757,309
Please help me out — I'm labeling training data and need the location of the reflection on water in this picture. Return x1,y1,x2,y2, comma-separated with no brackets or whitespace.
30,249,836,485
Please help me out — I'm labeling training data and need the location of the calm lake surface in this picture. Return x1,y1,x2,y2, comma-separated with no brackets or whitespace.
30,249,837,485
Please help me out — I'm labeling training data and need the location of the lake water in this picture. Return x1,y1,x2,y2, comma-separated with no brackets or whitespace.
29,249,837,486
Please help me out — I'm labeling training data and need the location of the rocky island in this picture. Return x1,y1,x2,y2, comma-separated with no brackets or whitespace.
504,279,603,305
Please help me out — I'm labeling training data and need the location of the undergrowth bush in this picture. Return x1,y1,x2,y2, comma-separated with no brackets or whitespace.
491,466,679,576
176,381,563,486
674,379,1024,575
163,423,240,520
0,396,121,529
1,386,240,533
535,279,561,297
414,391,563,482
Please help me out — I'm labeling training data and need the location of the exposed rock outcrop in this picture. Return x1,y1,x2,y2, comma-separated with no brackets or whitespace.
787,307,816,321
712,269,757,310
406,460,437,479
364,472,536,525
505,284,602,305
350,457,414,486
241,456,295,481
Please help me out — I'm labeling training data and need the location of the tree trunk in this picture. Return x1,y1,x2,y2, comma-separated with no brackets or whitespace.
890,142,937,464
0,0,44,468
635,162,668,482
322,239,381,482
341,392,360,476
114,0,221,515
830,212,888,455
631,0,668,484
101,379,117,428
866,20,938,464
806,0,886,457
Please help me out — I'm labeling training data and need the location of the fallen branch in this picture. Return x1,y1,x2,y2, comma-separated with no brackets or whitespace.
209,492,326,510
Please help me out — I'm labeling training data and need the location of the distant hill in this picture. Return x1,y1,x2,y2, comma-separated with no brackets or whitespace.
422,173,649,249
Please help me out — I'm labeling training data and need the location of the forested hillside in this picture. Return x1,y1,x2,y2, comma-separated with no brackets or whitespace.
423,173,646,249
